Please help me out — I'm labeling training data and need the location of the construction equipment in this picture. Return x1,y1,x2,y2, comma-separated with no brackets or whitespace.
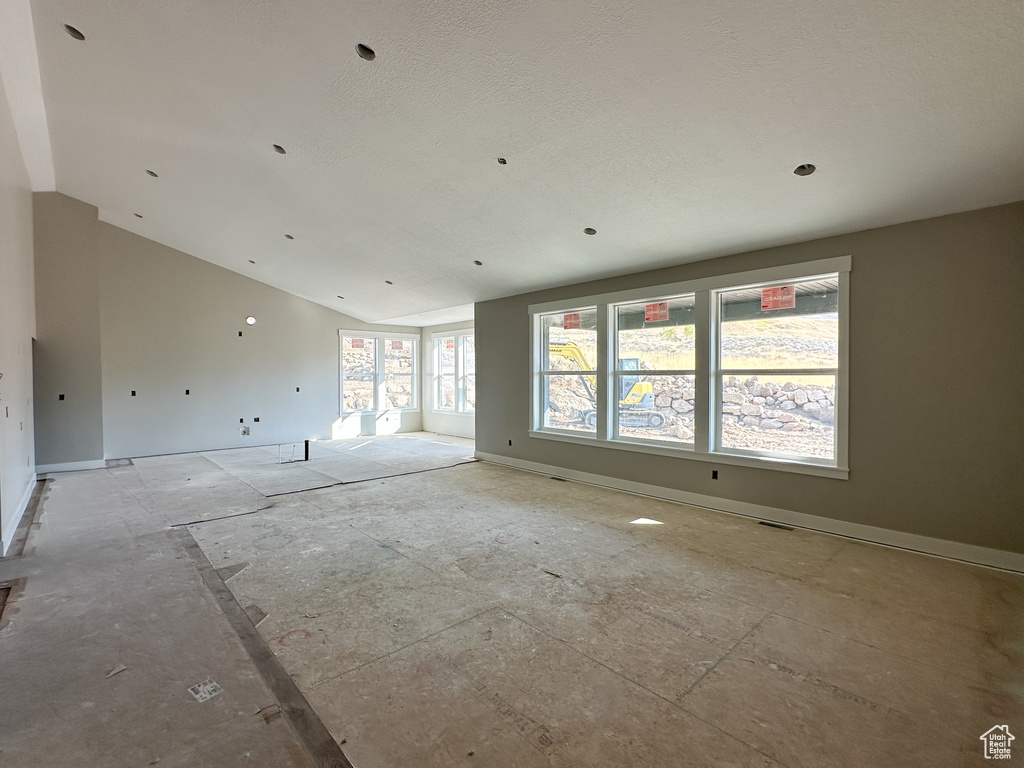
548,343,664,428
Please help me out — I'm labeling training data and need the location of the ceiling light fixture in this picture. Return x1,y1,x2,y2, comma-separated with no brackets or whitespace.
497,157,507,165
63,24,85,40
145,169,158,177
473,260,483,266
583,227,597,235
248,259,256,264
794,163,816,176
337,295,344,299
384,280,393,285
273,144,287,154
356,43,376,61
284,234,294,240
134,213,143,218
246,316,256,326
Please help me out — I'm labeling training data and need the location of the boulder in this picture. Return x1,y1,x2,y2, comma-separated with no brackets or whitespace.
722,393,744,405
742,416,760,427
774,412,798,423
671,425,694,441
779,401,797,410
783,422,807,431
802,402,821,413
740,404,764,416
752,397,766,405
761,419,784,430
722,404,742,415
672,399,694,413
792,389,809,405
655,394,673,407
782,382,797,392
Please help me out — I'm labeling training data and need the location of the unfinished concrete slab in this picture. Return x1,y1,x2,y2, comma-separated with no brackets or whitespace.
3,435,1021,767
186,456,1022,767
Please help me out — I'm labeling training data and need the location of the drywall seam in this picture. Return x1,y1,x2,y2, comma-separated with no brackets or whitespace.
475,451,1024,573
36,459,106,474
0,477,34,555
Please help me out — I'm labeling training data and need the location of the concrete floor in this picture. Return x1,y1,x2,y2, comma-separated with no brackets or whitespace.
1,433,1021,767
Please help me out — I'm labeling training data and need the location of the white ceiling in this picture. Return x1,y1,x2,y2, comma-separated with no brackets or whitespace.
12,0,1024,325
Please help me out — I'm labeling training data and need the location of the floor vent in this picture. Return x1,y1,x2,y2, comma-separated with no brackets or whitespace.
759,521,795,531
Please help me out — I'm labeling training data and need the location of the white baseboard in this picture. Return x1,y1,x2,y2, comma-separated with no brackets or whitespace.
475,451,1024,573
1,477,36,556
36,459,106,474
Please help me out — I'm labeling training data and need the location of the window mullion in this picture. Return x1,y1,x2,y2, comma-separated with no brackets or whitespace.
596,304,611,441
694,289,712,454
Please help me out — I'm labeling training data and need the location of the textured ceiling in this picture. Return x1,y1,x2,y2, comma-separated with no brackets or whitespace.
23,0,1024,324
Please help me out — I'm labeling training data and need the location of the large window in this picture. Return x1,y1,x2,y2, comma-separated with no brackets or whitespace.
529,257,849,478
716,278,839,462
616,295,695,444
433,332,475,413
341,332,418,412
536,309,598,434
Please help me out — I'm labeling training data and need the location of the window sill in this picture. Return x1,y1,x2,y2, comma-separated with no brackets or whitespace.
430,409,475,417
528,429,849,480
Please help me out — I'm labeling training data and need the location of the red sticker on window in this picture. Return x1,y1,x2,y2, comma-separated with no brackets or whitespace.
445,339,454,350
391,340,404,350
350,338,364,348
761,286,796,310
563,313,581,329
644,302,669,322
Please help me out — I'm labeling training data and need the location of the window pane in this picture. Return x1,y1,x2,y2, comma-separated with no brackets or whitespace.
616,296,695,370
437,337,455,375
385,373,413,408
616,374,694,444
720,374,836,460
542,373,597,433
542,310,597,371
438,374,455,409
343,376,374,411
462,335,475,372
464,374,476,411
720,279,838,370
343,337,377,374
385,339,413,375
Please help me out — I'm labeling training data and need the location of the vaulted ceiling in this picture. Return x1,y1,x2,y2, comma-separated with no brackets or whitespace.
6,0,1024,324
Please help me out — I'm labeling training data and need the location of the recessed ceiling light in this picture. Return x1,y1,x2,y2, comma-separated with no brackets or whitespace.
134,213,143,218
356,43,376,61
583,227,597,235
497,157,507,165
272,144,287,154
473,260,483,266
145,169,158,177
794,163,816,176
246,316,256,326
284,234,294,240
63,24,85,41
248,259,256,264
337,295,344,299
384,280,393,285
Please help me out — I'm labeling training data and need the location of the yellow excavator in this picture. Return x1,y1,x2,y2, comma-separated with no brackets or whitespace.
548,343,664,428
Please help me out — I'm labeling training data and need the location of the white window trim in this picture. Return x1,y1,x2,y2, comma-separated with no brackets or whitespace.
430,331,475,415
339,330,420,413
528,256,851,480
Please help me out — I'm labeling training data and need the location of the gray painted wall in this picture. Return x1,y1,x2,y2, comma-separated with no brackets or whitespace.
476,201,1024,555
33,193,420,462
33,193,105,467
0,75,37,553
421,320,475,439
